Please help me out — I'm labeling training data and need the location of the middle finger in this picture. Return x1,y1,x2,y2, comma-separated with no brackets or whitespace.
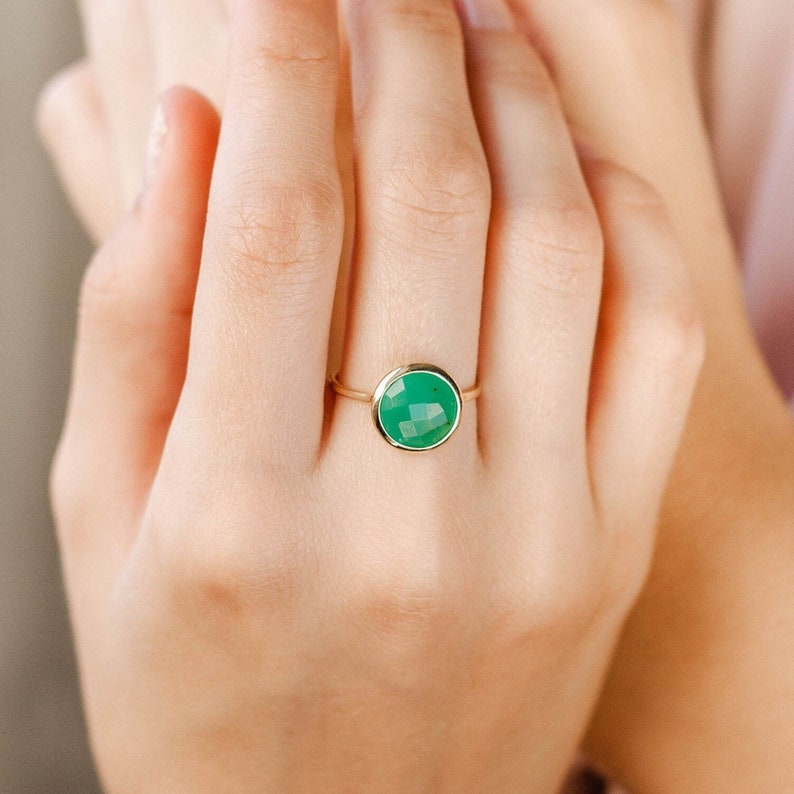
332,0,492,454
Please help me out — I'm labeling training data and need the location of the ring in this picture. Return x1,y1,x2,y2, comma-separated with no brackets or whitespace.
329,363,481,452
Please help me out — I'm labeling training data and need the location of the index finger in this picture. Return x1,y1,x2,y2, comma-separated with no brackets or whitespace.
178,0,344,470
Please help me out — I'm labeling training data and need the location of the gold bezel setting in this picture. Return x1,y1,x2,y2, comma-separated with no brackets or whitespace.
370,363,464,452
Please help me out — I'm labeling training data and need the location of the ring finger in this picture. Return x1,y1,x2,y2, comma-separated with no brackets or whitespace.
460,1,604,471
332,0,492,454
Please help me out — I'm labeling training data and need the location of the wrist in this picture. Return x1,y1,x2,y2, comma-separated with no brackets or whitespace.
583,407,794,792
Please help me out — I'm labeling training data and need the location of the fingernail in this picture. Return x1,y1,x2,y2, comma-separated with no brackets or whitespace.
456,0,515,30
143,100,169,194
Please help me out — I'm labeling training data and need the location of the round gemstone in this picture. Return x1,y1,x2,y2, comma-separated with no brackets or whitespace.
373,365,462,451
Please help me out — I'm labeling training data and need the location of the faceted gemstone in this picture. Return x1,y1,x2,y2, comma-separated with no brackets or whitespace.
375,368,461,450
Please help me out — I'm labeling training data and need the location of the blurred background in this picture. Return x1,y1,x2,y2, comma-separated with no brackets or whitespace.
0,3,101,792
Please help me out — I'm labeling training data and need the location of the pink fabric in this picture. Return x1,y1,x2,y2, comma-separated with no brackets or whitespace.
741,47,794,405
705,0,794,405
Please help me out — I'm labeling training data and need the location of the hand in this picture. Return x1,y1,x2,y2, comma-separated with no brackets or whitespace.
37,0,232,241
504,0,794,788
42,0,794,788
45,1,702,791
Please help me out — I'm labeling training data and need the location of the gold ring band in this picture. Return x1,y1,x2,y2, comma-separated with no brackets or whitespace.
329,371,481,403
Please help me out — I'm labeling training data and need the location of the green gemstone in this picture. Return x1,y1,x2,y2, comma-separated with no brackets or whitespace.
374,366,462,451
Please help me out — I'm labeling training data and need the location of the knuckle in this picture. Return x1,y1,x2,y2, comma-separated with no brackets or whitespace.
590,160,665,213
342,548,451,653
35,61,92,144
77,247,136,327
498,200,603,299
213,177,342,301
373,132,491,249
485,520,606,640
357,580,448,647
48,440,76,526
339,577,452,698
634,293,706,376
381,0,462,40
635,0,681,44
488,564,601,646
664,298,706,371
477,35,558,102
599,0,682,54
589,161,706,376
601,527,655,608
150,502,310,614
235,36,336,91
47,436,110,552
589,161,676,240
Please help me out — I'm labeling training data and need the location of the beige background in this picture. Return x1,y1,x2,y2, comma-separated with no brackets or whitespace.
0,2,101,791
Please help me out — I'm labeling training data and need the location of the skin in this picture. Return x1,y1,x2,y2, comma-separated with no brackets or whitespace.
36,0,794,790
42,0,707,791
510,3,794,790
